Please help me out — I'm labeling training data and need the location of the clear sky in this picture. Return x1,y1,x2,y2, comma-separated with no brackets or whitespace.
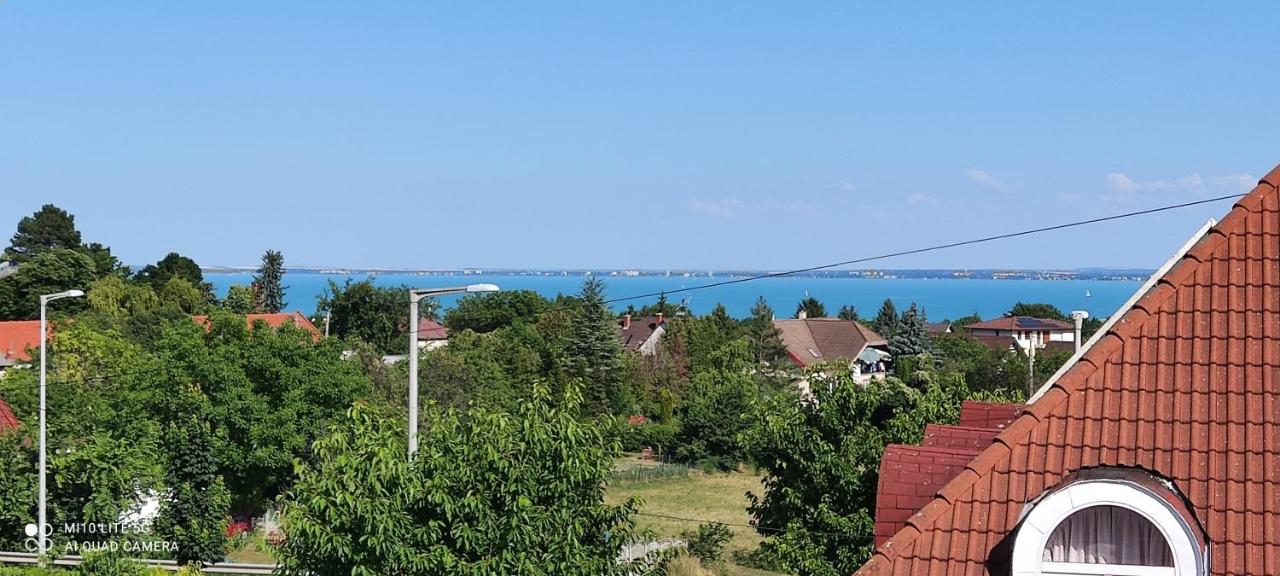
2,2,1277,270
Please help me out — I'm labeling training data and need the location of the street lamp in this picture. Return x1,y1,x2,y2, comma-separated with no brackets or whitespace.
38,289,84,557
407,284,499,457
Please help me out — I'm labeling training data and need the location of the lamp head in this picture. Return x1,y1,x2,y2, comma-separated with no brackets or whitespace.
465,284,500,293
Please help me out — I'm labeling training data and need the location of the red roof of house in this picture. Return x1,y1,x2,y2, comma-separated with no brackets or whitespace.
417,318,449,341
856,165,1280,576
962,316,1073,331
0,395,20,434
193,312,322,339
0,320,44,363
954,400,1024,429
618,315,666,352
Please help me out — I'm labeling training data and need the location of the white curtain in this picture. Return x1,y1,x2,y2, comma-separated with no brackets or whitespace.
1042,505,1173,566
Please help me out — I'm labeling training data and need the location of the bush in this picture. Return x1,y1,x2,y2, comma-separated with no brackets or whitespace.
76,549,149,576
680,523,732,566
620,420,679,453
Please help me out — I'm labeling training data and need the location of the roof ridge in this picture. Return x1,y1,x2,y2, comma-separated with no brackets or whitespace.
858,170,1280,572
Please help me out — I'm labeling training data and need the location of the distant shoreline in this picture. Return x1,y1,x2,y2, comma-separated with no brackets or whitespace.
198,267,1153,282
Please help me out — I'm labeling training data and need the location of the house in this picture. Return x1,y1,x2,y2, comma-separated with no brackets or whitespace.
416,318,450,351
0,320,44,376
961,316,1074,352
618,313,666,356
0,394,20,434
856,166,1280,576
773,317,889,375
924,321,952,336
192,311,323,339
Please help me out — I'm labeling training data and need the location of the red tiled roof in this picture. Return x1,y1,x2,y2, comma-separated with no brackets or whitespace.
875,444,982,546
618,315,665,352
954,400,1023,429
856,165,1280,576
417,319,449,341
962,316,1073,331
921,423,1002,451
193,312,322,339
774,318,887,367
0,395,19,434
0,320,44,363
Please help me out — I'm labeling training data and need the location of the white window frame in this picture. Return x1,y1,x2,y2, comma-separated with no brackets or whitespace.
1011,480,1204,576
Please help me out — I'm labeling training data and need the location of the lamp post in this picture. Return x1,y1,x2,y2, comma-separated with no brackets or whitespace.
38,289,84,558
407,284,499,458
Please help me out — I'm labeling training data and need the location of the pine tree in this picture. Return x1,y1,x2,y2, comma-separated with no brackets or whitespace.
889,303,931,358
872,298,899,339
251,249,287,313
794,296,826,318
5,204,82,262
744,297,787,365
566,277,625,414
837,305,860,321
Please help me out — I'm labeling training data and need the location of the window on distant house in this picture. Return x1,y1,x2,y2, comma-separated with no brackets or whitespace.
1012,477,1203,576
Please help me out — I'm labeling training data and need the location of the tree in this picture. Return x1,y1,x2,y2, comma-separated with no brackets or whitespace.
223,284,254,314
871,298,899,339
0,434,35,551
134,252,209,295
674,340,758,470
950,312,982,330
86,275,161,321
1006,301,1068,321
837,305,860,322
275,388,641,576
565,278,626,414
740,370,971,575
251,249,287,313
316,279,421,355
154,385,229,566
158,277,206,314
0,248,98,320
443,290,551,333
5,204,82,262
794,296,826,319
889,303,931,359
743,297,787,365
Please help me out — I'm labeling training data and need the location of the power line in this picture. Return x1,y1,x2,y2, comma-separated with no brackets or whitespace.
403,191,1242,336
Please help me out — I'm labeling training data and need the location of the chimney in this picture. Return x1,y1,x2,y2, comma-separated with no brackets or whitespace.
655,312,663,325
798,309,808,320
622,314,632,329
1070,311,1089,352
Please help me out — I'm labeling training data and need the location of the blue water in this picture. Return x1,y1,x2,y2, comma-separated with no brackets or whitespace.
206,272,1144,322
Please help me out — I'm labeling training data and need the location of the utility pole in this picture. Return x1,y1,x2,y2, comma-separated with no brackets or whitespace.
38,289,84,562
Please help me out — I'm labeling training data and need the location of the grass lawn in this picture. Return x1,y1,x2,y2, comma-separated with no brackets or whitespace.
607,456,785,576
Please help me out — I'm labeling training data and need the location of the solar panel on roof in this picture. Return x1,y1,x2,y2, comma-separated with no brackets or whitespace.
1017,318,1060,328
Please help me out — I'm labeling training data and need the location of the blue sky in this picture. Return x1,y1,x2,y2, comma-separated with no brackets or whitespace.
2,2,1276,270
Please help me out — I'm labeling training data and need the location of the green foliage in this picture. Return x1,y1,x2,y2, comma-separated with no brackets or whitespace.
794,296,826,319
154,386,229,566
949,312,981,329
443,290,551,333
5,204,83,262
836,305,860,321
0,434,36,551
158,278,205,314
87,276,161,320
250,250,286,313
674,340,758,470
221,284,253,314
680,523,732,566
743,297,786,365
76,548,152,575
316,279,418,355
1006,301,1067,321
133,253,207,295
870,298,898,340
566,278,626,414
888,302,931,359
276,389,640,576
0,248,98,320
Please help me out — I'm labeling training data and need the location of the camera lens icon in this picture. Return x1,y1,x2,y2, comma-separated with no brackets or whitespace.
22,523,51,553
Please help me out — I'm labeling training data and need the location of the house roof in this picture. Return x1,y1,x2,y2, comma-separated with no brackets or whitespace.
417,318,449,341
856,165,1280,576
774,318,887,367
0,320,44,363
962,316,1073,331
0,395,19,435
618,315,665,352
193,312,323,339
924,321,951,336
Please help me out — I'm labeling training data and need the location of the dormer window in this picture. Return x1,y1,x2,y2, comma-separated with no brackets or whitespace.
1012,476,1204,576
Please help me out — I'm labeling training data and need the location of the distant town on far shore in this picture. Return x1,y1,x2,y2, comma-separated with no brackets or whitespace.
198,267,1154,282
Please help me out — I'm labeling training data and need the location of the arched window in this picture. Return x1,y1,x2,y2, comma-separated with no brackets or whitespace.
1011,479,1204,576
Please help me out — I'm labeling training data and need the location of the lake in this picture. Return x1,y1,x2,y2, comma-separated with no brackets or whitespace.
206,272,1144,322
